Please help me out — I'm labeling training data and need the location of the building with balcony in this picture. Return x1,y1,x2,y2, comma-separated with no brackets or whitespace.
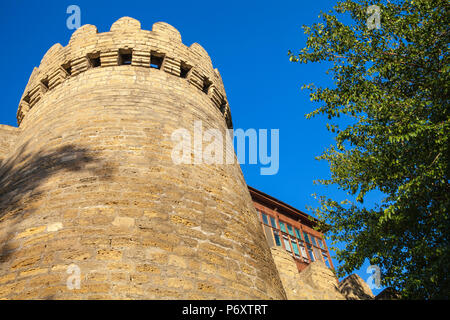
249,186,333,272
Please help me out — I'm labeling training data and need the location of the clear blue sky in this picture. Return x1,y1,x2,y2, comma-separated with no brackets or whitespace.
0,0,383,295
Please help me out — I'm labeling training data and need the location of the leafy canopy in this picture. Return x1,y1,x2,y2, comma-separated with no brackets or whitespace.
289,0,449,299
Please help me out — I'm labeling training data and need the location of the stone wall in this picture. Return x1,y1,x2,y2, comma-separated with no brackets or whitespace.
0,125,19,163
270,247,346,299
0,17,286,299
339,274,375,300
270,247,374,300
269,247,308,299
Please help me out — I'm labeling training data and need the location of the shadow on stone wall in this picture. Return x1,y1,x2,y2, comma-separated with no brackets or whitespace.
0,141,116,264
375,287,401,300
339,274,374,300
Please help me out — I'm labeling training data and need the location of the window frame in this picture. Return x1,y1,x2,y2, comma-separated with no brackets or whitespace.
273,230,282,247
290,237,301,258
279,221,287,234
269,216,278,229
254,206,333,268
286,224,295,237
261,213,269,225
282,235,292,254
307,244,315,262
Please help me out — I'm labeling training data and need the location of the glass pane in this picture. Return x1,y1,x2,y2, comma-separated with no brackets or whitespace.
279,222,287,233
287,224,295,236
322,252,331,268
269,216,277,228
317,238,325,249
313,247,323,262
299,242,308,259
310,235,317,246
307,244,315,261
294,228,302,239
300,246,308,259
283,237,291,252
303,232,311,244
273,230,281,246
261,213,269,225
291,239,300,256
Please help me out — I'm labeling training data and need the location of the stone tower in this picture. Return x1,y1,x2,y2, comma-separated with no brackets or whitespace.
0,17,286,299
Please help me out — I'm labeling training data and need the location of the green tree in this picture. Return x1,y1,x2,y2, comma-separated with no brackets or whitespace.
289,0,449,299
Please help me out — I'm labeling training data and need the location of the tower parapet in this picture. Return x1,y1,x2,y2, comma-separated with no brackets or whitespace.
17,17,232,128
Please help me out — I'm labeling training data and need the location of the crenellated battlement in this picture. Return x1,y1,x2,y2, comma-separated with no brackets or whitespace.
17,17,232,128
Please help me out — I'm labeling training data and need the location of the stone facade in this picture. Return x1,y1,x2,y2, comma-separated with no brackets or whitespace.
270,247,374,300
0,17,286,299
0,125,20,163
271,247,345,300
339,274,375,300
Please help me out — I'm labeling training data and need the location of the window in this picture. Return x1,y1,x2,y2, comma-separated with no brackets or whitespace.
150,52,164,69
119,49,132,65
273,230,281,247
62,62,72,76
310,235,317,246
287,224,295,237
291,238,300,258
269,216,277,228
299,242,308,261
318,238,325,249
283,236,292,253
219,99,227,114
279,222,287,233
202,77,212,94
322,252,331,268
294,228,302,239
303,232,311,244
23,94,30,105
180,61,191,78
313,247,323,263
307,244,315,262
88,53,101,68
261,213,269,225
41,78,49,91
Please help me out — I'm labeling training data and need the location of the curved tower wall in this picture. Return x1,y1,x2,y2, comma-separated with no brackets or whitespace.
0,17,286,299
